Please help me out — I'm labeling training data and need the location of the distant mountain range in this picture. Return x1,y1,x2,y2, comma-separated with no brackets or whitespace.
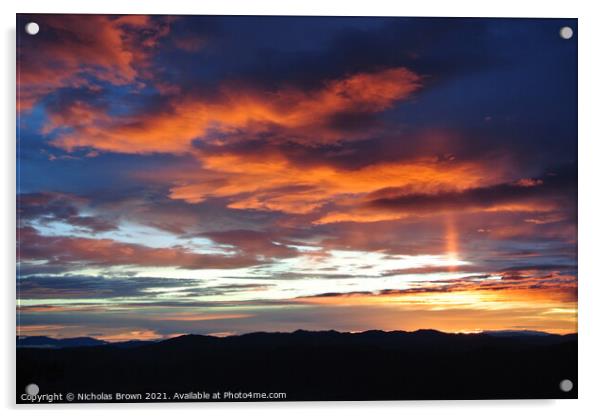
17,336,108,348
17,335,154,348
17,329,577,402
17,328,575,348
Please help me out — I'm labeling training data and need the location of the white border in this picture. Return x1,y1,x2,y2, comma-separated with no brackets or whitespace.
2,1,601,417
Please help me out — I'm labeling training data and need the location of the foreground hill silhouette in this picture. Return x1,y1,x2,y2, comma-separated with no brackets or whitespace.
17,329,577,402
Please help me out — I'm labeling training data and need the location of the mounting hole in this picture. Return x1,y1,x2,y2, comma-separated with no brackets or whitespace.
25,22,39,36
559,379,573,392
559,26,573,40
25,383,39,396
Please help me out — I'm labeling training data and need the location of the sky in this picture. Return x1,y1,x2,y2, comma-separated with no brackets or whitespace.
17,15,577,341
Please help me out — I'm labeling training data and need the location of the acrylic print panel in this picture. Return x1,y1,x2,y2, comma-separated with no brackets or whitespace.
16,14,577,403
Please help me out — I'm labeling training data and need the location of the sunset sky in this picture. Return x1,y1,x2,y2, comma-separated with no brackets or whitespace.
17,15,577,341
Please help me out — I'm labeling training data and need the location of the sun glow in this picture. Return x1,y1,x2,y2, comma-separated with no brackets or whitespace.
444,214,460,268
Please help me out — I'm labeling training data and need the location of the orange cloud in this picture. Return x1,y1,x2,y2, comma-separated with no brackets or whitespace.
318,196,559,225
49,67,421,153
40,61,531,224
318,173,567,224
96,329,165,342
18,15,169,110
41,100,111,135
162,152,508,218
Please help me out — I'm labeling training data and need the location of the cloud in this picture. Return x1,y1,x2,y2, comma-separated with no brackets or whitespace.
19,192,117,232
18,14,170,110
18,275,200,299
317,165,576,224
48,67,421,153
17,274,273,300
18,226,261,270
161,152,508,219
202,229,299,259
158,313,252,321
298,268,577,304
368,176,551,212
97,329,165,342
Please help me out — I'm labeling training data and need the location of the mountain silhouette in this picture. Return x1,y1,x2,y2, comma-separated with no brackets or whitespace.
17,335,156,349
17,329,577,402
17,336,108,348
